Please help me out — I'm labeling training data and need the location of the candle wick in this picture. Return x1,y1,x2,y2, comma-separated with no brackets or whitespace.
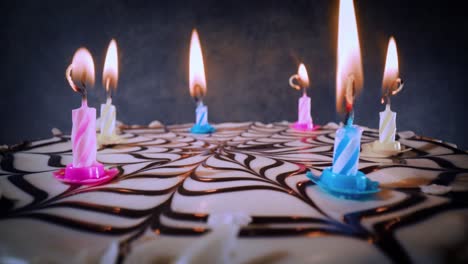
288,74,302,91
105,78,112,100
81,87,87,102
81,94,87,106
382,78,403,106
344,74,355,125
392,78,404,97
66,64,82,95
192,84,206,105
106,89,112,104
80,81,87,98
65,64,90,106
345,110,354,126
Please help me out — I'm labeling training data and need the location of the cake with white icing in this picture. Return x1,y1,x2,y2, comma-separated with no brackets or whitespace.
0,122,467,263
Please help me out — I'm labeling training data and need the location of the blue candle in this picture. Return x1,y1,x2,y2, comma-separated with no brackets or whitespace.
306,0,379,197
332,117,361,176
307,112,379,197
189,29,215,134
190,101,215,134
195,102,208,127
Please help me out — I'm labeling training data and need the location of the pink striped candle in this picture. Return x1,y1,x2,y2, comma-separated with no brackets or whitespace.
290,63,317,131
53,47,119,185
297,94,313,127
72,100,97,167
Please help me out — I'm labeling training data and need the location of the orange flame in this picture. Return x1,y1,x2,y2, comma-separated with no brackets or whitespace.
382,37,399,92
298,63,310,88
189,29,207,99
290,63,310,91
103,39,119,92
336,0,363,112
68,48,95,92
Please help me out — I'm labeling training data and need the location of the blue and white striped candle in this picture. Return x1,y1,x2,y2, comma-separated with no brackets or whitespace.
195,102,209,127
331,123,363,176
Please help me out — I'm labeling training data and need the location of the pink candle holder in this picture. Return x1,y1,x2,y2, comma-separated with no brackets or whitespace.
290,122,320,132
53,163,118,185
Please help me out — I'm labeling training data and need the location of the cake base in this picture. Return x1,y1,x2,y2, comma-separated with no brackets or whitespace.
290,122,320,132
3,121,468,263
53,163,119,185
307,168,380,199
190,123,216,134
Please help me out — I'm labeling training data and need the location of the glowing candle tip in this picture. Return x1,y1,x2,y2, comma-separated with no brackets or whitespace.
189,29,207,101
336,0,363,113
66,47,95,102
103,39,119,97
382,36,403,105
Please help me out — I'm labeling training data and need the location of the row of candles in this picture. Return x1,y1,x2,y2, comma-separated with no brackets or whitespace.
56,0,404,197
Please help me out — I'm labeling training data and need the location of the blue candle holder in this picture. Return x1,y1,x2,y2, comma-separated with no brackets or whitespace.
190,102,216,134
190,123,216,134
307,116,379,198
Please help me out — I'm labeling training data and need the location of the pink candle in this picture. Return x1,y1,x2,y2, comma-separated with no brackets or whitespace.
65,48,97,168
53,47,119,186
298,94,313,125
72,100,97,167
290,63,315,130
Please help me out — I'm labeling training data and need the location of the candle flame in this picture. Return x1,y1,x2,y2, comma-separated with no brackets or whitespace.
189,29,207,99
336,0,363,112
68,48,95,93
298,63,310,88
289,63,310,91
382,37,401,97
103,39,119,92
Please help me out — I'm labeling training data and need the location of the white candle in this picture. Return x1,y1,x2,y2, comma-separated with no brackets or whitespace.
379,104,396,143
370,36,403,154
175,212,251,264
100,98,117,138
99,39,119,141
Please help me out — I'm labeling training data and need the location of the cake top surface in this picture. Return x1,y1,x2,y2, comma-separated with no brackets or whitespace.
0,122,467,263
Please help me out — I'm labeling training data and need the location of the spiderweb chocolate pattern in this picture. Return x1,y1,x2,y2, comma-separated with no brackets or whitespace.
0,122,467,263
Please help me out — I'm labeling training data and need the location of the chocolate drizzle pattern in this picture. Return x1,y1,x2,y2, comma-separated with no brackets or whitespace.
0,122,467,263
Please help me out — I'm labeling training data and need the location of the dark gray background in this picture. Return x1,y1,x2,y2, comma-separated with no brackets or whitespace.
1,0,467,149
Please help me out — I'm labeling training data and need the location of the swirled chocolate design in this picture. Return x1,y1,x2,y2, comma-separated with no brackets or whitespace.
0,122,467,263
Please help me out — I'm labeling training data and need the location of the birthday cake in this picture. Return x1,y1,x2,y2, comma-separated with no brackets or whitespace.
0,121,467,263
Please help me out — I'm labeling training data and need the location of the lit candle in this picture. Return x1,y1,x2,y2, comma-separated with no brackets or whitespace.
189,29,215,134
332,0,363,177
99,39,120,143
307,0,379,197
289,63,317,131
332,77,361,177
374,37,404,152
53,47,118,185
66,48,97,168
